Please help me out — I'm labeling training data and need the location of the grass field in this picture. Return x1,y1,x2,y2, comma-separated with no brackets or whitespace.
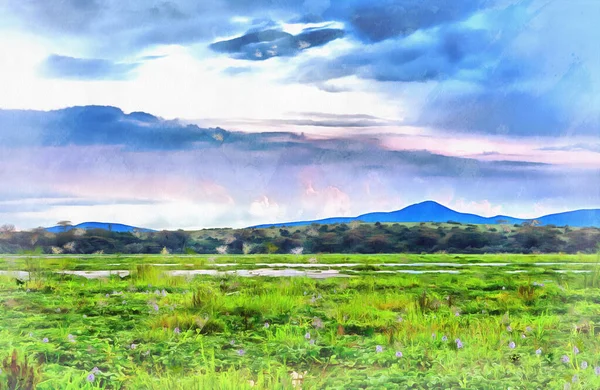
1,253,600,389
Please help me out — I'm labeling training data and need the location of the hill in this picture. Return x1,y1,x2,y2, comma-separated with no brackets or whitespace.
251,201,600,228
45,222,154,233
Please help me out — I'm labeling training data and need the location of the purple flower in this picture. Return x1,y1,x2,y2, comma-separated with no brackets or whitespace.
42,337,48,343
174,327,180,334
397,316,403,323
572,375,578,383
237,349,245,356
455,339,463,349
561,355,570,363
454,312,460,317
506,326,513,332
535,348,542,355
230,340,235,345
375,345,383,353
91,367,101,374
264,322,270,329
105,294,109,298
521,334,526,339
312,317,324,329
509,341,516,349
581,361,588,369
87,373,95,382
573,346,580,354
305,332,311,340
309,339,315,345
68,334,76,342
595,366,600,375
526,326,532,333
441,335,448,342
395,351,403,358
152,304,159,312
130,343,137,350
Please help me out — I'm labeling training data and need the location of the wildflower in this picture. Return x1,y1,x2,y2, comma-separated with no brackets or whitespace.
237,349,245,356
87,373,95,382
572,375,578,383
454,311,460,317
455,339,463,349
174,327,180,334
431,333,436,339
573,346,580,354
535,348,542,355
230,340,235,345
509,341,516,349
91,367,101,374
395,351,403,358
264,322,270,328
68,334,76,342
152,303,159,312
28,333,33,337
310,296,317,304
521,334,526,339
502,286,506,290
122,300,126,305
42,337,49,343
55,308,61,313
161,289,167,297
309,339,315,345
312,317,324,329
105,294,109,298
526,326,532,333
595,366,600,375
506,325,513,332
561,355,570,363
83,314,87,318
130,343,137,350
397,316,404,323
442,335,448,342
304,332,311,340
375,345,383,353
580,361,588,369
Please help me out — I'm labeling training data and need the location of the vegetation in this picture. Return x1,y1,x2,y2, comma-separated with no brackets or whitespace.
0,222,598,255
0,254,600,389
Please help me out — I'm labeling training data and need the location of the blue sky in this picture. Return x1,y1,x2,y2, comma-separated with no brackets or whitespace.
0,0,598,229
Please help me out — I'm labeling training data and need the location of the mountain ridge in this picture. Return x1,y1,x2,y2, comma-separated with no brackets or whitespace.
250,200,600,228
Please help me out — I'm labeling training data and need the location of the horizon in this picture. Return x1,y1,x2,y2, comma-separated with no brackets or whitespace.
37,199,600,231
1,1,599,230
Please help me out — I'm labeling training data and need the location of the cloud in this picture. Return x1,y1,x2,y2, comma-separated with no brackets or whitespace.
0,106,224,150
40,55,140,80
210,27,344,60
538,143,600,153
324,0,487,42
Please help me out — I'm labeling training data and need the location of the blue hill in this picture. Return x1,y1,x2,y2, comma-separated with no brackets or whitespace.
46,222,155,233
250,201,600,228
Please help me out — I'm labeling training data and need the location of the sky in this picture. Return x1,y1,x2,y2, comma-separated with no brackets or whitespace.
0,0,599,230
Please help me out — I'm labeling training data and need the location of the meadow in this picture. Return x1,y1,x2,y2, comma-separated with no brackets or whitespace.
1,253,600,389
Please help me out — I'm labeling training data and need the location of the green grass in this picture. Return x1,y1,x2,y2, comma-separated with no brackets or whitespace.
0,254,599,389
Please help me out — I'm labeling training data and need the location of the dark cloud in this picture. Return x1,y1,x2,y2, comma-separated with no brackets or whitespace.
0,106,225,151
210,27,344,60
324,0,488,42
40,55,140,80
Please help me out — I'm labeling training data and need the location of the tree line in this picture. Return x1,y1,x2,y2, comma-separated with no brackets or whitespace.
0,221,598,255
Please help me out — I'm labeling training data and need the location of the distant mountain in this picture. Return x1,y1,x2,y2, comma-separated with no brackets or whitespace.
45,222,155,233
250,201,600,228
